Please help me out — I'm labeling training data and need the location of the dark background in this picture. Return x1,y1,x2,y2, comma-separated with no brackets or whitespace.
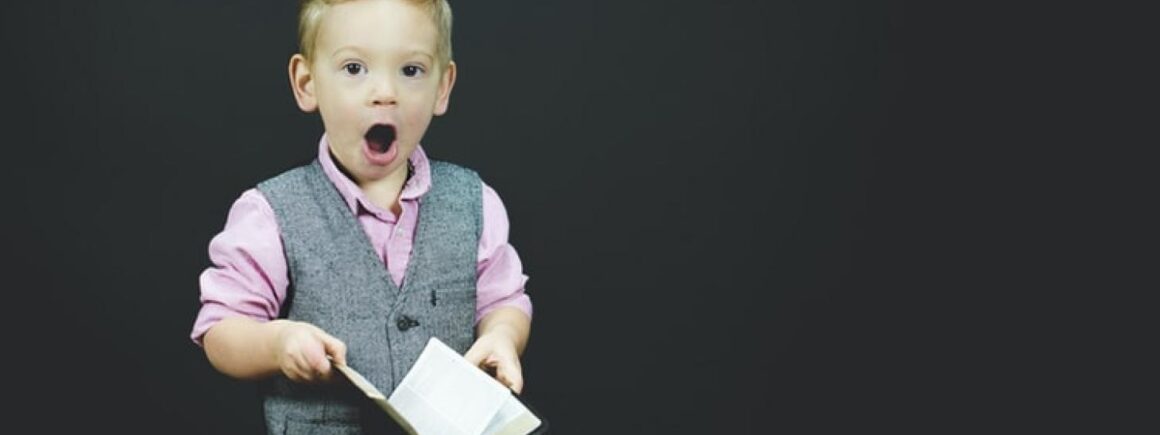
1,1,1135,433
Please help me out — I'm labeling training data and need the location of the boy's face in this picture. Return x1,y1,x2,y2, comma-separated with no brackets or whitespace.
290,0,455,184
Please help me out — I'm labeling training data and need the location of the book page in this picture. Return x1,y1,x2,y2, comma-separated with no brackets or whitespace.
332,362,419,435
333,362,386,401
388,338,510,435
482,394,542,435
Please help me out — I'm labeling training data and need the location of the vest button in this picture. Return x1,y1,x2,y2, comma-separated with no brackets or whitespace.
396,315,419,332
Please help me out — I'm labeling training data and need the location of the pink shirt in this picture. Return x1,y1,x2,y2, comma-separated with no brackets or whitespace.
190,136,532,345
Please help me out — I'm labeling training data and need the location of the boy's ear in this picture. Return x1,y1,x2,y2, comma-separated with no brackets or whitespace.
433,61,457,116
289,54,318,112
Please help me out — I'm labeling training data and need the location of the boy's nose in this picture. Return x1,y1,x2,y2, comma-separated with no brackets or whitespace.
369,76,397,106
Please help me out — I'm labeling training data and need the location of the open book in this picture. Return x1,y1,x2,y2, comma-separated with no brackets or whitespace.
333,337,546,435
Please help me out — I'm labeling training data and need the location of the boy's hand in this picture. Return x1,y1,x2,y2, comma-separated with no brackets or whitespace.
464,331,523,394
272,320,347,383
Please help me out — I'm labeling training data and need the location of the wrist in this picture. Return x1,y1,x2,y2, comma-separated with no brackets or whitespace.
476,307,530,354
481,328,525,358
480,325,520,344
265,319,296,365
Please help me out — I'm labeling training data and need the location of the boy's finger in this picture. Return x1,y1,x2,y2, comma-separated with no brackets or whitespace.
299,338,331,376
289,354,316,382
317,332,348,366
306,353,330,379
293,350,316,376
297,366,316,383
463,344,486,366
495,358,524,394
313,352,331,374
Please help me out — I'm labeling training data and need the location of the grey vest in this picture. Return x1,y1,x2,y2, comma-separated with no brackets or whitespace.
256,159,481,434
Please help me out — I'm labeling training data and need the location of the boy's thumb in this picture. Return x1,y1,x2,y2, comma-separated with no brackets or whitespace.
496,360,524,394
463,344,486,366
316,331,348,366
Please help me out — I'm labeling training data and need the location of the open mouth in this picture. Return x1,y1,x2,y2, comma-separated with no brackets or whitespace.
365,124,396,155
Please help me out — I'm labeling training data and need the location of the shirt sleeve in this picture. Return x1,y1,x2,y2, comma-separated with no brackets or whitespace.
190,188,289,346
475,183,533,324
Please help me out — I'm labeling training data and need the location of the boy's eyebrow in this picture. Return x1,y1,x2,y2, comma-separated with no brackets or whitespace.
327,46,436,62
405,50,436,63
329,46,366,59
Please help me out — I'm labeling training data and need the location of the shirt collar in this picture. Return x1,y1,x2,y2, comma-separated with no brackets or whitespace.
316,134,433,218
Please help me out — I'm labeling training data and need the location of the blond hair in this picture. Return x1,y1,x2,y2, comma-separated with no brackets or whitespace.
298,0,453,66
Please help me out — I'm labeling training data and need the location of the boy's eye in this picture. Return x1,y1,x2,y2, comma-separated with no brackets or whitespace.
343,63,365,76
402,65,424,77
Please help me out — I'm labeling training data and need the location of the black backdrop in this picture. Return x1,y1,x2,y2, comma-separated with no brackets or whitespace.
1,1,1125,433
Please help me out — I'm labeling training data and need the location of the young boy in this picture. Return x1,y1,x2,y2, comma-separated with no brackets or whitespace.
190,0,533,432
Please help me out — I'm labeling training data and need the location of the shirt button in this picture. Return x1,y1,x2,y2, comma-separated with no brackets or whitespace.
396,315,419,332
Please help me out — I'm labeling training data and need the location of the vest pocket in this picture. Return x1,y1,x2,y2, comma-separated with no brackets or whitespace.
428,288,476,354
436,287,475,303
